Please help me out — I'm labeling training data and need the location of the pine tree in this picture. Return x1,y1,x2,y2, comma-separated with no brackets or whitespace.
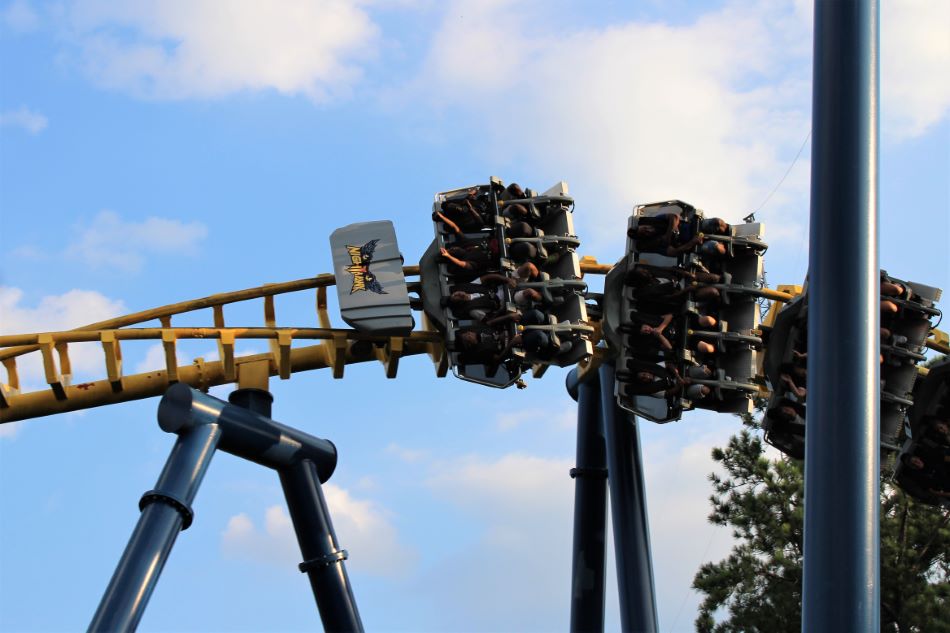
692,418,950,632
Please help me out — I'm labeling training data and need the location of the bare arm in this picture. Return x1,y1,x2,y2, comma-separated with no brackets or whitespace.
464,199,483,224
434,211,463,236
665,234,703,256
440,248,471,270
485,311,520,327
492,334,522,364
655,313,673,334
479,273,516,288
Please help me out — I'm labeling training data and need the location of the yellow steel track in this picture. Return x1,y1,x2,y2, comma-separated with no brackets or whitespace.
2,259,943,425
0,266,448,423
0,260,619,423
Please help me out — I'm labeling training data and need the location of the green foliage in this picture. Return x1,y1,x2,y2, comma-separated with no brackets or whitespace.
692,429,950,633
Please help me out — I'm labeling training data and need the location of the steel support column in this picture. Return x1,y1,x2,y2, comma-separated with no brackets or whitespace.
279,459,363,632
599,364,657,633
803,1,880,631
89,421,221,632
567,368,608,632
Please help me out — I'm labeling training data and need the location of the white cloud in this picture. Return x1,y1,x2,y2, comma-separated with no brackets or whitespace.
62,0,379,102
0,286,126,399
221,505,299,565
0,106,48,133
881,0,950,140
66,210,207,272
1,0,39,32
0,286,125,335
427,452,573,520
221,484,415,576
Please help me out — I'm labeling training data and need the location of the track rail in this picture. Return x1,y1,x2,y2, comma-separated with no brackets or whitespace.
7,256,933,425
0,260,613,423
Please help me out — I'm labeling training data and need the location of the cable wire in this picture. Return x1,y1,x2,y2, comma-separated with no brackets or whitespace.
751,130,812,215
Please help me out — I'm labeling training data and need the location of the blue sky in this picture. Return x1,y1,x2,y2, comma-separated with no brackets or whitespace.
1,1,948,631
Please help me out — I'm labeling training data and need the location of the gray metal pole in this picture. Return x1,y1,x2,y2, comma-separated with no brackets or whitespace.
566,368,608,633
280,459,364,631
89,422,221,632
803,0,880,631
599,364,658,633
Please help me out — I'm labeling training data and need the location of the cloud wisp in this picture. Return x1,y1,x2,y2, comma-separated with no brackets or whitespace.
880,0,950,140
1,0,39,32
61,0,380,103
65,210,207,273
0,107,48,134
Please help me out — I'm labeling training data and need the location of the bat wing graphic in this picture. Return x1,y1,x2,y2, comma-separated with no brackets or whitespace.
345,239,387,294
364,272,387,294
359,239,380,263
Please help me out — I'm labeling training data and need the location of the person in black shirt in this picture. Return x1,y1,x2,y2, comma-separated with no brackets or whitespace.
456,326,520,368
779,362,808,399
628,214,703,256
901,452,950,500
625,265,721,309
621,311,675,358
622,360,681,396
434,189,491,234
440,246,493,281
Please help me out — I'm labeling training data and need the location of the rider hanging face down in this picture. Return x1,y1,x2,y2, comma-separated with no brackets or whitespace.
628,214,702,257
439,241,496,281
455,326,522,371
900,450,950,502
624,265,722,311
621,359,711,401
433,188,493,236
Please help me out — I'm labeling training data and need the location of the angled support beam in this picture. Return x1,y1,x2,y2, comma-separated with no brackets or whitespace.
2,358,19,393
317,287,332,329
100,331,123,389
161,330,179,383
277,331,293,379
376,336,403,379
329,333,348,379
55,342,72,384
39,334,66,400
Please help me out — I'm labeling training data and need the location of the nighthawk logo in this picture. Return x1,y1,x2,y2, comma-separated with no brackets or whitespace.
345,239,386,294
